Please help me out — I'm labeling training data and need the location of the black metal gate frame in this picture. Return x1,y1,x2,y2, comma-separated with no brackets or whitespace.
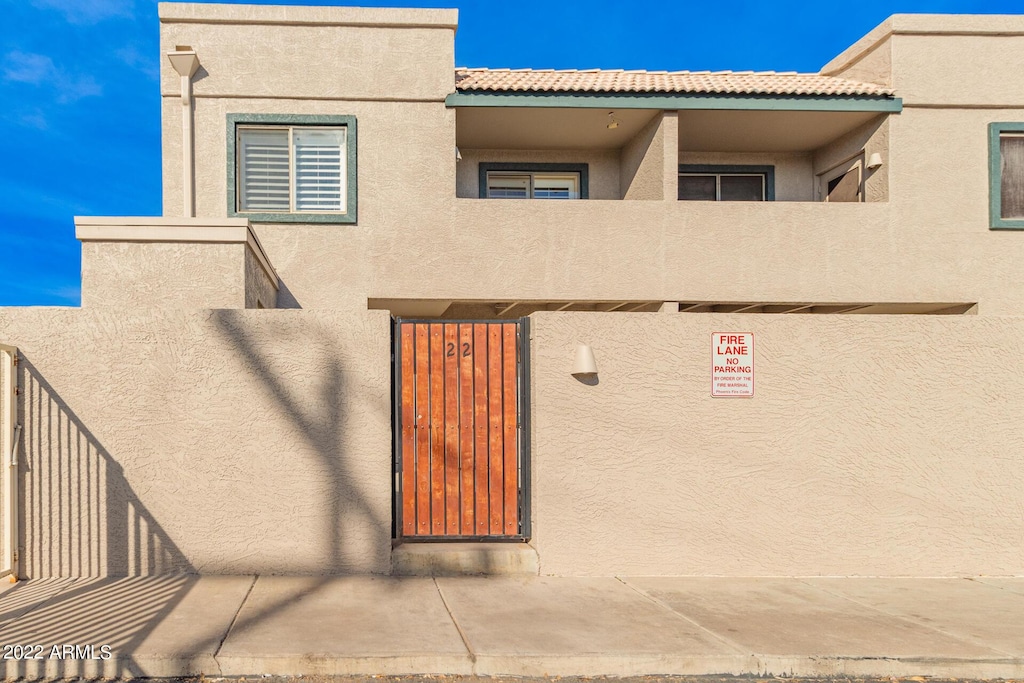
391,317,531,541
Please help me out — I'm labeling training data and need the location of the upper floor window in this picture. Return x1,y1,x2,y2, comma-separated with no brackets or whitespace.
678,165,775,201
479,163,589,199
228,114,357,224
990,123,1024,229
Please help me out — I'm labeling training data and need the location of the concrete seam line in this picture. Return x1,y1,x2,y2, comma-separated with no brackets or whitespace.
432,578,477,665
212,574,259,670
614,577,750,655
968,575,1024,598
794,577,1018,658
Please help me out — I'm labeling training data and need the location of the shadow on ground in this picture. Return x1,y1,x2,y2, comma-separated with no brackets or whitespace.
0,310,396,677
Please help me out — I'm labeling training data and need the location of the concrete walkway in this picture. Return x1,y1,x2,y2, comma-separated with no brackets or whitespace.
0,575,1022,680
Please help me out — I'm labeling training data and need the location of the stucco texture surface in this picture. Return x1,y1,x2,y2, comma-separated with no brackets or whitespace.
244,245,277,309
620,112,671,200
81,242,245,309
812,116,888,202
157,14,1024,316
0,308,392,578
163,93,455,309
892,33,1024,105
150,9,1024,317
823,34,892,86
159,22,454,102
167,87,1024,313
529,311,1024,576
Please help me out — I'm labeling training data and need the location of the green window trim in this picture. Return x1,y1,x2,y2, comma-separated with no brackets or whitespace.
478,162,590,199
679,164,776,201
227,113,358,224
989,122,1024,230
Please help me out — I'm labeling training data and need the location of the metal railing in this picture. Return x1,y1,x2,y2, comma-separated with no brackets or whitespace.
0,345,19,580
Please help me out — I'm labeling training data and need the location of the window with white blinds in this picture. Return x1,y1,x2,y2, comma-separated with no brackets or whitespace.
237,125,347,214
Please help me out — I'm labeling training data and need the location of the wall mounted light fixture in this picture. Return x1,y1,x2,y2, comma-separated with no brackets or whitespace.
607,112,621,130
572,344,598,376
866,152,884,170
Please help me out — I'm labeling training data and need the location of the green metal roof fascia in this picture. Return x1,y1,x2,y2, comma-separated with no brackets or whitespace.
445,91,903,113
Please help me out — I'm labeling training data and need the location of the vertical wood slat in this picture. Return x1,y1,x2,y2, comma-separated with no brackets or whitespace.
487,325,504,535
429,324,445,535
458,324,475,535
400,324,416,536
414,324,431,535
443,324,460,535
473,324,490,535
399,321,521,538
502,324,519,534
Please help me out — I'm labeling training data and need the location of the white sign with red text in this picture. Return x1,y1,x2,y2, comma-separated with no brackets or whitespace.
712,332,754,397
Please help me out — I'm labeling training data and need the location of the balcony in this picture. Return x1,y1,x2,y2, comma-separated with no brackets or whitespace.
454,106,891,203
367,196,973,315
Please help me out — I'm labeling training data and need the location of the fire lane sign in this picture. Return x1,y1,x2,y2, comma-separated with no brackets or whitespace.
712,332,754,397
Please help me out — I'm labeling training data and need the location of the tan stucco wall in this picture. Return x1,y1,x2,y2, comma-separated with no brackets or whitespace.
529,311,1024,576
822,33,892,87
245,245,277,309
823,16,1024,105
679,152,815,202
166,92,454,308
812,116,889,202
164,96,455,223
620,112,677,200
159,6,456,102
456,149,621,200
81,241,246,309
160,4,456,220
150,8,1024,315
891,106,1024,241
359,197,1024,313
893,32,1024,106
1,307,392,577
9,305,1024,578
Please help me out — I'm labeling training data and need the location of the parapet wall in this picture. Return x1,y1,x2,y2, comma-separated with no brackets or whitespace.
76,218,278,309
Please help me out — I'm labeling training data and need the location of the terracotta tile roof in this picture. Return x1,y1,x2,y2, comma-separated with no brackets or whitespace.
454,68,894,97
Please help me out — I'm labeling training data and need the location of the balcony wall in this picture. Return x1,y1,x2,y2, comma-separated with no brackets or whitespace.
364,197,1022,313
76,218,279,309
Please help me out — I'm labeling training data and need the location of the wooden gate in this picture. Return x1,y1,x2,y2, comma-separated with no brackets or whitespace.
394,319,529,539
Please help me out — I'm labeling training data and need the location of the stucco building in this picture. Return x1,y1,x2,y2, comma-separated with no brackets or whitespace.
1,3,1023,579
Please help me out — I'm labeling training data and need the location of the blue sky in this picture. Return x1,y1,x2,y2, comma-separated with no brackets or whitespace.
1,0,1020,306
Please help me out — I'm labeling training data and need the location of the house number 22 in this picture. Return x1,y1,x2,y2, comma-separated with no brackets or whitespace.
446,342,471,358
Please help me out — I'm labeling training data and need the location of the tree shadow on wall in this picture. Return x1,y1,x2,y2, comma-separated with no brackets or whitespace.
210,309,389,573
0,311,401,678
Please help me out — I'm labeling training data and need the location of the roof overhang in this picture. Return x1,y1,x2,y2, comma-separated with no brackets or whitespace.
446,91,902,113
